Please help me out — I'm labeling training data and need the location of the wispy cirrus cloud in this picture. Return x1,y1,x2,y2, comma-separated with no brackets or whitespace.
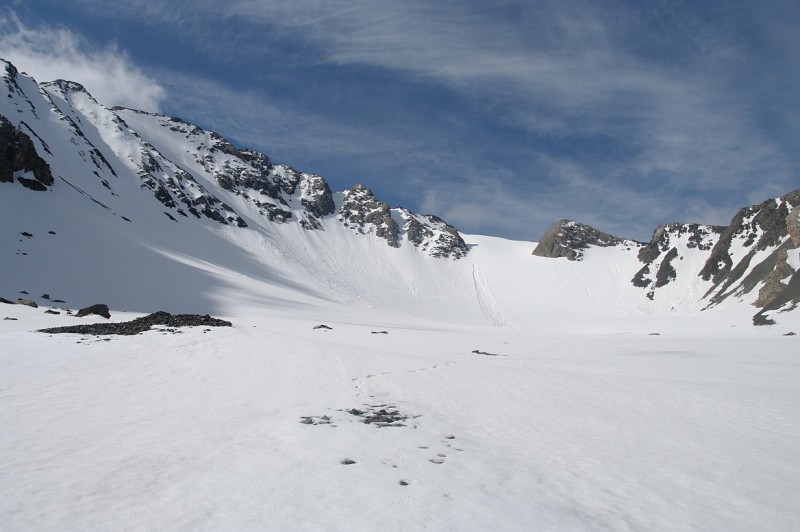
0,11,166,111
226,1,792,187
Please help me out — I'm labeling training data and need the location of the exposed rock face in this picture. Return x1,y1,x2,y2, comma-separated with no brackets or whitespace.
754,249,794,307
298,173,335,229
0,115,53,190
626,189,800,323
631,223,725,299
785,205,800,246
534,189,800,325
339,184,401,247
337,185,469,257
400,211,469,259
532,220,639,261
700,191,799,286
699,190,800,321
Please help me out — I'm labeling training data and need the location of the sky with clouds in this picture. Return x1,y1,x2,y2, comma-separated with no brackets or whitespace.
1,1,798,240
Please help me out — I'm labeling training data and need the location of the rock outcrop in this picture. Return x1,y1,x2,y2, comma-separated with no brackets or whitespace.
631,223,725,299
337,184,469,258
532,220,639,261
534,189,800,325
339,184,401,247
400,210,469,259
699,190,800,318
0,115,53,190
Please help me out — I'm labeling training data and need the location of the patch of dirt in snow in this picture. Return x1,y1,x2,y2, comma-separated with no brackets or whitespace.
300,403,465,473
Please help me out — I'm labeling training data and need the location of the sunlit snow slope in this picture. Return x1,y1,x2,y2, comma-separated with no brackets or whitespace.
1,58,798,332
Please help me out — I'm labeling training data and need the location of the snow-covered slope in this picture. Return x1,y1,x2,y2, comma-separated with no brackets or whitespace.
2,57,799,331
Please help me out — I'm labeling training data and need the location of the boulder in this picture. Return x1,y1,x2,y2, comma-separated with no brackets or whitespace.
76,303,111,319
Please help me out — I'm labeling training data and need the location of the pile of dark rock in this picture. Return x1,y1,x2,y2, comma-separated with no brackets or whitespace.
348,405,412,427
38,311,232,336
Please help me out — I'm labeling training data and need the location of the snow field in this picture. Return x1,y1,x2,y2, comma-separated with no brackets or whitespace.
2,303,799,531
3,59,800,530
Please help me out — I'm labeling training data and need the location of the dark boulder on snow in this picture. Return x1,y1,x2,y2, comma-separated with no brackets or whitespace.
533,220,638,261
38,311,232,335
76,303,111,319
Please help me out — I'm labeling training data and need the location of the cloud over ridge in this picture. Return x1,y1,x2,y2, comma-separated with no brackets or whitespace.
0,11,166,112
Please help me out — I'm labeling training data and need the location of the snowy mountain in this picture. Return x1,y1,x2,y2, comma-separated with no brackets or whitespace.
3,59,800,532
1,57,799,329
533,191,800,325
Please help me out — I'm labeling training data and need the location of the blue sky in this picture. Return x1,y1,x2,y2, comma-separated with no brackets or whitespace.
2,1,798,241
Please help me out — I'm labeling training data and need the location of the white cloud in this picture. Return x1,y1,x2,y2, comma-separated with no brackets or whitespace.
0,12,166,112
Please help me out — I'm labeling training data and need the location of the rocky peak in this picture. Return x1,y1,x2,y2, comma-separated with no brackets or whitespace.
0,114,53,190
1,58,18,86
1,60,37,118
43,79,93,99
698,189,800,323
298,173,335,229
701,190,800,285
401,211,469,259
339,184,400,247
532,220,636,261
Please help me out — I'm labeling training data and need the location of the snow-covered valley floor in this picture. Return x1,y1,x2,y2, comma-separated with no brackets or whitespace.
2,303,798,531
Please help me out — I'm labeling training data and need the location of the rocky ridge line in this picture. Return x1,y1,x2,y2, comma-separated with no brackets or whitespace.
1,58,467,260
533,189,800,324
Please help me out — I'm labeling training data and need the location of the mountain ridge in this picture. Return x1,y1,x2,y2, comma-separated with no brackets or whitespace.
533,191,800,324
2,58,798,328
